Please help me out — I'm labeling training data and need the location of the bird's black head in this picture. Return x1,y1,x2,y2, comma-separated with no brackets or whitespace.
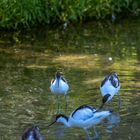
99,94,111,109
47,114,68,127
102,94,111,104
56,114,68,122
21,125,42,140
56,72,61,79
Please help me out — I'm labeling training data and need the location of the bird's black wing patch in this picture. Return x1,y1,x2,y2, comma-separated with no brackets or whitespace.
51,79,55,84
109,73,119,88
101,75,110,87
72,105,96,117
61,77,67,83
110,75,116,88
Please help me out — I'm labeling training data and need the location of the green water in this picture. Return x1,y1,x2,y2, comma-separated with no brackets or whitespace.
0,19,140,140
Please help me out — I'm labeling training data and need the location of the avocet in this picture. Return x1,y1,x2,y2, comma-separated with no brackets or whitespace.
50,72,69,111
48,105,112,139
100,72,120,108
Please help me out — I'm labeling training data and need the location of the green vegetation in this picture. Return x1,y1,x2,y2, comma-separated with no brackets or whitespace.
0,0,140,29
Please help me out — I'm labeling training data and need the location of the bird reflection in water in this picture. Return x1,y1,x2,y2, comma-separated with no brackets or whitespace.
103,112,120,134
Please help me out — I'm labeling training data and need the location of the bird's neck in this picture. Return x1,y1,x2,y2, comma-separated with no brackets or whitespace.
55,78,60,88
59,117,71,127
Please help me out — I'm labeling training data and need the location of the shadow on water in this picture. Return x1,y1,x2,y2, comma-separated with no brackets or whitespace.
0,19,140,139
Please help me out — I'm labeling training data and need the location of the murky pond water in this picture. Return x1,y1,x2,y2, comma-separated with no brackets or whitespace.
0,19,140,140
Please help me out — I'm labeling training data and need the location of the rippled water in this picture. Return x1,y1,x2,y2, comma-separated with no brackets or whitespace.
0,19,140,140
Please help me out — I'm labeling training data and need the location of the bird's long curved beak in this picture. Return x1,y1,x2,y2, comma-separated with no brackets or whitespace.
47,120,56,127
99,103,104,110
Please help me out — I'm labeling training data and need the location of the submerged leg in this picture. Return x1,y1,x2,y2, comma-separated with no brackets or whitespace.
65,94,68,111
83,128,91,140
56,95,60,113
93,126,100,139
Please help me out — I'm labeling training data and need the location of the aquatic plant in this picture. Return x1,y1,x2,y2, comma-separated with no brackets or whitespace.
0,0,139,29
0,0,46,29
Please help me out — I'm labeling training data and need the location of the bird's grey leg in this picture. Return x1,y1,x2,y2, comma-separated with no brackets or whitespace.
65,94,68,111
93,126,100,139
117,93,121,108
56,95,60,113
83,128,91,140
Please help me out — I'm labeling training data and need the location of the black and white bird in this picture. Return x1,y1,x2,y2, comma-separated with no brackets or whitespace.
21,125,42,140
100,72,120,108
50,72,69,111
48,105,112,139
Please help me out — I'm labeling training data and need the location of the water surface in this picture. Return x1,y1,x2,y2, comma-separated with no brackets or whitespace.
0,19,140,140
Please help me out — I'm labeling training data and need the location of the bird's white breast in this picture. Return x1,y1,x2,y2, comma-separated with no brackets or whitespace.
100,80,119,97
50,79,69,94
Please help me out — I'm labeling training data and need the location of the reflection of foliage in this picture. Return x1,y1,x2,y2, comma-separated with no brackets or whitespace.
0,19,140,61
0,0,140,29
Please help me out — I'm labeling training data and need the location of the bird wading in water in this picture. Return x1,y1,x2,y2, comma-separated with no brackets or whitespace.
48,105,112,139
50,72,69,112
100,72,121,109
